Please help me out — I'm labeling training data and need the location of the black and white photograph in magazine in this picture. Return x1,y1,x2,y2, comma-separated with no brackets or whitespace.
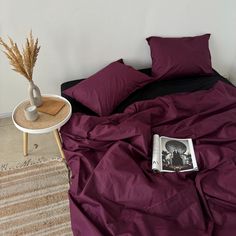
160,137,197,172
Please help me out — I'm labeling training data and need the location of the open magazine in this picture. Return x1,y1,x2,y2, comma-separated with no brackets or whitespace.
152,135,198,172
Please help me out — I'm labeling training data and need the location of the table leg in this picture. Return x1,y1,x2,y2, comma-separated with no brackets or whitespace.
53,129,65,159
23,132,28,156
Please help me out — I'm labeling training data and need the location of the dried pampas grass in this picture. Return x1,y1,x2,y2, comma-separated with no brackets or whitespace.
0,31,40,81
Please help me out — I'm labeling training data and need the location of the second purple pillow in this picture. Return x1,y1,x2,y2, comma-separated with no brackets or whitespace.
147,34,213,80
64,60,152,116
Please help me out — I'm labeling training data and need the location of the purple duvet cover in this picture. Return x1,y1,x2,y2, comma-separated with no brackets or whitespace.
61,81,236,236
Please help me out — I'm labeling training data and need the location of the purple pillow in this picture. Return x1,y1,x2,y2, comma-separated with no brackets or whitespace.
146,34,213,80
64,60,151,116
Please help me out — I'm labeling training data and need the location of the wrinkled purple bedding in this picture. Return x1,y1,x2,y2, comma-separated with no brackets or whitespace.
61,81,236,236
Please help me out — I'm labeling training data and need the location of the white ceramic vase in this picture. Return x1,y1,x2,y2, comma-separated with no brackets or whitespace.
28,80,42,107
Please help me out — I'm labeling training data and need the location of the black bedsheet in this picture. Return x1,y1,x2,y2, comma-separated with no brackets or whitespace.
61,68,231,115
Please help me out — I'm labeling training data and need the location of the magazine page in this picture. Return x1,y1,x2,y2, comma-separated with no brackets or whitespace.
159,136,198,172
151,134,161,172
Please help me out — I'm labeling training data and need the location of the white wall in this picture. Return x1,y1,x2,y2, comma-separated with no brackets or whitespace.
0,0,236,114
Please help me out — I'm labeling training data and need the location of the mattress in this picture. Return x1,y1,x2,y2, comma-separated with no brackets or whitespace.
60,70,236,236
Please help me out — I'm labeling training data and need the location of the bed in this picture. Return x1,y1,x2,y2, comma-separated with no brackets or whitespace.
60,35,236,236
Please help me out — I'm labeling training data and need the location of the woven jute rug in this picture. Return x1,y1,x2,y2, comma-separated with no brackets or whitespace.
0,156,72,236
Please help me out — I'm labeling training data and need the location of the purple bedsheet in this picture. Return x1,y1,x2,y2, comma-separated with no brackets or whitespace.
61,81,236,236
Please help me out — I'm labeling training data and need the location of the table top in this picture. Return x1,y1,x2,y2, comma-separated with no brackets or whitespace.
12,94,72,134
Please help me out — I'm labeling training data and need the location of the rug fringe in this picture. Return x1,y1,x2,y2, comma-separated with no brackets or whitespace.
0,156,64,172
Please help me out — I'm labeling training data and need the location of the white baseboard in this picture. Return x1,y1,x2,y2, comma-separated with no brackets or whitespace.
0,112,12,119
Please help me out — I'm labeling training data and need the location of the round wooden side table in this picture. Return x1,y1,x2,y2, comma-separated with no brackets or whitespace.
12,94,72,159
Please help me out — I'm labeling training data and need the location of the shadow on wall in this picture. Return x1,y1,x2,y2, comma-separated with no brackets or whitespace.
229,55,236,85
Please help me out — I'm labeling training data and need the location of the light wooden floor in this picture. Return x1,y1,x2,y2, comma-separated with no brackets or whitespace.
0,117,60,165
